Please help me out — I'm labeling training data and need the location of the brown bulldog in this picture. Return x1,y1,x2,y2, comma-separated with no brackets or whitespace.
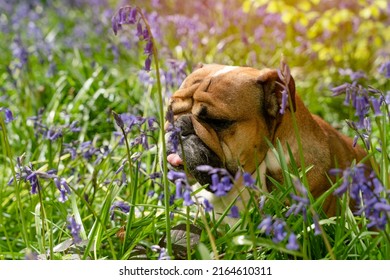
165,64,368,217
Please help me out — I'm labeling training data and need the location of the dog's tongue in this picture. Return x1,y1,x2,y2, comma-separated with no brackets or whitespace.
167,153,183,167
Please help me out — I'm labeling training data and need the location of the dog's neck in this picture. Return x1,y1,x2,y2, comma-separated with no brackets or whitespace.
262,96,331,192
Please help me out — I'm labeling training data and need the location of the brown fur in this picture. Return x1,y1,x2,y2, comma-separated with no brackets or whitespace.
168,64,368,217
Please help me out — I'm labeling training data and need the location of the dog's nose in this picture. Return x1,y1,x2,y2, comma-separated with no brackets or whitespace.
175,115,195,136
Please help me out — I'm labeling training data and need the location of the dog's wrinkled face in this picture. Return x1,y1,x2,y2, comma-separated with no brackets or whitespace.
165,64,295,186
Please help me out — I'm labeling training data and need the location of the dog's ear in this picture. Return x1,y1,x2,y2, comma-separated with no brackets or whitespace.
257,69,296,118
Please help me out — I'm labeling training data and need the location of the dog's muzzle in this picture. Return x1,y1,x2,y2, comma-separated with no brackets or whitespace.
166,115,224,186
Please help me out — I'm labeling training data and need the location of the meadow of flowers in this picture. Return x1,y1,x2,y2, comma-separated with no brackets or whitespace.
0,0,389,260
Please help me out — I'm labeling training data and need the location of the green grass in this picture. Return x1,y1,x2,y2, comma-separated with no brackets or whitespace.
0,0,389,260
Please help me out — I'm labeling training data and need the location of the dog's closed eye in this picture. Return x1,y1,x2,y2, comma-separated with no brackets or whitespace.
203,117,235,132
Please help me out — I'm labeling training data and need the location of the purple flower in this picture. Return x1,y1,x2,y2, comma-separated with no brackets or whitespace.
110,201,131,220
183,190,194,206
286,178,310,221
26,170,39,194
277,58,292,115
112,6,154,72
313,214,322,236
158,248,171,260
331,83,350,96
243,172,255,188
67,216,82,244
272,219,287,243
370,97,382,116
339,68,366,81
209,173,233,197
144,55,152,71
202,199,214,212
10,37,28,70
332,164,390,230
379,61,390,78
112,111,124,129
279,89,288,115
167,124,181,153
144,40,153,55
258,216,298,250
167,170,186,181
258,215,273,235
46,128,63,141
286,233,299,251
168,171,194,206
332,81,385,134
229,205,240,218
0,107,15,123
54,177,71,203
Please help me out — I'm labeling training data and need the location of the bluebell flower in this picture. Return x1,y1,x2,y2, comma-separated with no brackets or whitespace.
166,125,181,153
144,40,153,55
286,233,299,251
378,61,390,78
167,170,194,206
279,89,288,115
339,68,366,81
272,219,287,243
110,201,131,220
167,170,186,181
67,216,82,244
144,55,152,71
331,82,384,131
243,172,255,188
258,215,273,235
277,58,292,115
46,128,63,141
54,177,71,203
9,159,72,202
196,165,233,197
158,248,171,260
370,97,382,116
0,107,15,123
286,178,309,221
26,170,39,194
332,164,390,230
229,205,240,218
183,190,194,206
209,173,233,197
10,37,28,70
112,111,124,129
313,213,322,236
112,5,154,72
202,199,214,212
258,215,297,249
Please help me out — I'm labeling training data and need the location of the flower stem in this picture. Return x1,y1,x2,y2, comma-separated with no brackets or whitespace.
0,117,29,249
137,8,173,256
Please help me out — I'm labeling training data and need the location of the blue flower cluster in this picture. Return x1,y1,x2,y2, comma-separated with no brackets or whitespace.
8,157,72,203
67,216,82,244
167,170,194,206
331,164,390,230
0,107,15,124
277,58,292,115
110,201,131,220
112,6,154,71
258,215,299,251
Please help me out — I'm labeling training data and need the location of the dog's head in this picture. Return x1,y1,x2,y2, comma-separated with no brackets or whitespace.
165,64,296,186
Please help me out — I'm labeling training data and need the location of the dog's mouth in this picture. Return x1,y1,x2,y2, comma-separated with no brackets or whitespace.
166,151,217,186
165,114,233,187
